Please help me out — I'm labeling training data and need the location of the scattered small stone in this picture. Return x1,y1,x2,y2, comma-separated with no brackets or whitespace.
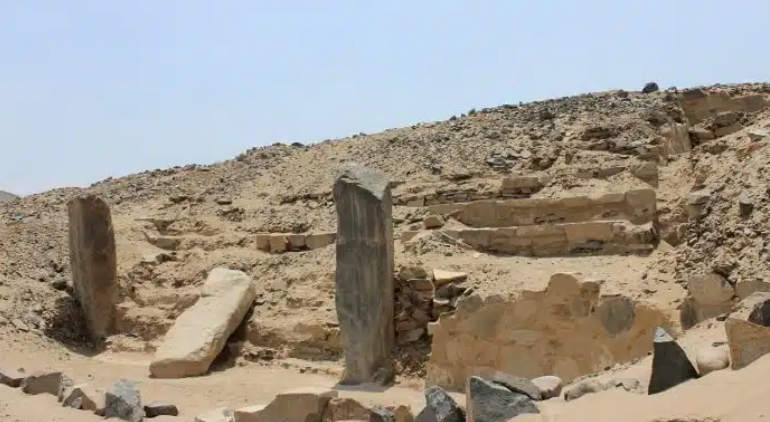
50,277,72,291
144,401,179,418
530,375,563,399
215,198,233,205
738,194,754,217
695,345,730,376
466,376,539,422
432,269,468,287
11,319,29,332
21,371,64,396
195,407,234,422
369,406,396,422
747,128,769,141
648,327,699,394
423,215,445,230
104,379,144,422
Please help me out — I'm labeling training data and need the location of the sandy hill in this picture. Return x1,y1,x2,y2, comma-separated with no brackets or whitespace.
2,82,770,420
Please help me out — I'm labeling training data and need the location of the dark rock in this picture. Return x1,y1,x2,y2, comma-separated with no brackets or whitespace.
68,195,118,344
104,379,144,422
424,385,465,422
642,82,659,94
489,372,542,400
0,365,24,388
370,406,396,422
21,371,63,396
334,164,395,385
648,327,699,395
144,401,179,417
466,376,539,422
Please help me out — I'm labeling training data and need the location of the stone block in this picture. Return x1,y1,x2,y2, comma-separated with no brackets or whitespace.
306,232,336,250
334,164,395,384
67,195,118,343
648,327,699,394
269,234,288,253
150,268,255,378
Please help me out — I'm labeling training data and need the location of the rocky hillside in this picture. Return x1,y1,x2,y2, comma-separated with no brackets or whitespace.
0,190,18,203
1,82,770,376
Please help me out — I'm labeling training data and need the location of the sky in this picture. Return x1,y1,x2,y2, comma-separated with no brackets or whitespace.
2,1,769,195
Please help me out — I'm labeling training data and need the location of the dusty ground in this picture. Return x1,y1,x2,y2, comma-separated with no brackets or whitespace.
2,82,770,420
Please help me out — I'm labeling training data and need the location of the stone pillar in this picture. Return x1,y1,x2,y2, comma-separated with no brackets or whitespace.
333,164,394,384
68,195,118,344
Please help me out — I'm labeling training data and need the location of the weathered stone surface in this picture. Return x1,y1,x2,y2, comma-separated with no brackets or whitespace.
563,378,640,401
256,387,338,422
530,376,563,400
423,215,445,229
150,267,255,378
424,386,464,422
323,398,370,422
393,405,414,422
104,379,144,422
334,164,395,384
196,407,235,422
235,404,267,422
61,383,106,414
466,376,538,422
21,371,63,396
0,365,24,388
68,195,118,343
648,327,699,394
687,273,734,306
695,345,730,376
144,401,179,417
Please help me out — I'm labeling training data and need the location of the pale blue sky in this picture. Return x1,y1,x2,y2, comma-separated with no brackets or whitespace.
2,1,769,195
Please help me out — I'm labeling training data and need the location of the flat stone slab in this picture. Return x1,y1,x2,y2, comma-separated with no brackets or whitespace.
150,267,255,378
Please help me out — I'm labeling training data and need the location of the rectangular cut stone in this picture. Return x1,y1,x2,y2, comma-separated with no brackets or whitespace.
68,195,118,343
333,164,395,384
149,267,255,378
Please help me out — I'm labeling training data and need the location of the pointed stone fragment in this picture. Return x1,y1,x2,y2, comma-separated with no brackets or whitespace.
648,327,699,394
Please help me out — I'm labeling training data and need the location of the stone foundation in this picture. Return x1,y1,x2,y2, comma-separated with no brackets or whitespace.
426,272,674,391
255,232,336,254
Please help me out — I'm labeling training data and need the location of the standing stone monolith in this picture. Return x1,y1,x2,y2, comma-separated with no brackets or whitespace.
647,327,699,394
68,195,118,344
334,164,394,385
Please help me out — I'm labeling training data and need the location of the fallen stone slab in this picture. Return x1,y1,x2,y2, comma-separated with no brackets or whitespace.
21,371,64,396
466,376,539,422
489,372,542,400
648,327,699,394
104,379,144,422
432,269,467,287
196,407,235,422
150,267,256,378
257,387,338,422
422,385,464,422
144,401,179,418
0,365,24,388
334,164,395,385
725,292,770,370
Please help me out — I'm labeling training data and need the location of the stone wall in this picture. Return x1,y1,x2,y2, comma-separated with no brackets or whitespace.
425,272,674,391
395,175,550,207
255,232,336,253
427,189,657,227
679,88,767,124
429,221,657,256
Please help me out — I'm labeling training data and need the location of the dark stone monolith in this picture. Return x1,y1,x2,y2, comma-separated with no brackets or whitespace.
648,327,699,394
68,195,118,344
333,164,394,385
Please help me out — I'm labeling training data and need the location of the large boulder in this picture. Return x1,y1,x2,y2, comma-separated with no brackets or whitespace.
422,385,465,422
104,379,144,422
20,371,64,396
466,376,538,422
67,195,119,343
250,387,337,422
334,164,395,385
648,327,699,394
150,268,256,378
